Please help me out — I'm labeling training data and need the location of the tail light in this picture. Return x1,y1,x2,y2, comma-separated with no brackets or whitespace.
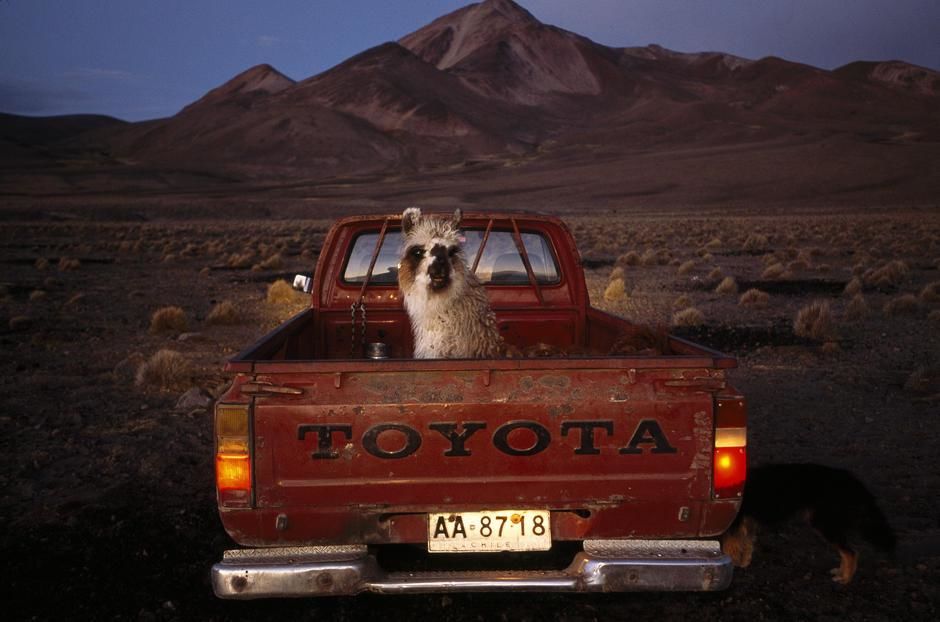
713,395,747,499
215,403,251,508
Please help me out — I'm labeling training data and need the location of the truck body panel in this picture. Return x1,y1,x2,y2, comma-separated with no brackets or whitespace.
212,212,745,596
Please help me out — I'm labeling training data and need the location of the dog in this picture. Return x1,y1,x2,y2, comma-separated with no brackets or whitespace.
398,207,505,359
721,463,895,584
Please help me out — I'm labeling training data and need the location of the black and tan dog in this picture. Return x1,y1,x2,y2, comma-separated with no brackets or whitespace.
721,463,896,584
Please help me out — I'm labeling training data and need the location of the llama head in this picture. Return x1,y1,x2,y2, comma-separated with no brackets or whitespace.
398,207,467,297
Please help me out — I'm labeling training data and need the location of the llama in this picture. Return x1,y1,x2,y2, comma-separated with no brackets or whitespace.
398,207,505,359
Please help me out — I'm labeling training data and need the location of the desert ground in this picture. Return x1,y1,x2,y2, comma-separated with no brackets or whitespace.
1,204,938,621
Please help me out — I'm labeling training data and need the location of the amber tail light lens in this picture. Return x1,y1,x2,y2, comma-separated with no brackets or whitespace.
215,403,251,508
713,396,747,499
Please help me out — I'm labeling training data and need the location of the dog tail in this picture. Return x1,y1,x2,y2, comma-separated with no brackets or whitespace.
861,496,896,552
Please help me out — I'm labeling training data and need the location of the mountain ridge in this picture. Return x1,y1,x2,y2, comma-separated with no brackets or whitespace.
2,0,937,209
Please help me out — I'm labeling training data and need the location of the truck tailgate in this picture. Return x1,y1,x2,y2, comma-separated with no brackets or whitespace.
228,361,723,546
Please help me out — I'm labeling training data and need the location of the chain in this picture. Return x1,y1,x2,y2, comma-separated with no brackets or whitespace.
350,302,368,358
350,303,358,358
360,302,367,353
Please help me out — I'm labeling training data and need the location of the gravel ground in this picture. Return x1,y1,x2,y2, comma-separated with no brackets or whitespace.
1,209,937,621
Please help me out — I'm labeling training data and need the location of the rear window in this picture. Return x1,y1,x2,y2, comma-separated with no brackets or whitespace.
343,229,560,285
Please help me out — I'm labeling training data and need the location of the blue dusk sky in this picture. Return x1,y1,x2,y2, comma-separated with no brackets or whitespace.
0,0,937,122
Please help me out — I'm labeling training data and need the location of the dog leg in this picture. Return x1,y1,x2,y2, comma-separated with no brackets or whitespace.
830,546,858,584
721,516,756,568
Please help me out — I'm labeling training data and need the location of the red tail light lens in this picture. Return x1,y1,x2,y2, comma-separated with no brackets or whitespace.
215,403,251,507
713,396,747,499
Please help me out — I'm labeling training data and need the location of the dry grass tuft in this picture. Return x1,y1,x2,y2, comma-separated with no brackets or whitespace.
743,233,769,251
135,349,193,392
609,266,625,281
673,294,693,310
761,262,786,279
149,306,189,334
707,267,723,282
863,260,909,288
793,300,835,341
715,276,738,295
604,278,627,302
677,260,696,276
844,277,863,297
57,257,81,271
617,251,640,267
883,294,919,316
29,290,47,302
672,307,705,327
206,300,241,325
64,293,85,308
920,281,940,303
738,288,769,308
35,257,49,270
266,279,298,304
227,252,256,269
845,294,868,321
9,315,32,331
820,341,841,354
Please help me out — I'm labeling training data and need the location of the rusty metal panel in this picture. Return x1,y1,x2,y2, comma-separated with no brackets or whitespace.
226,366,716,546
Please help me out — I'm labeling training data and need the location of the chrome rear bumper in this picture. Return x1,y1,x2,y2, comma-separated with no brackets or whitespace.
211,539,732,598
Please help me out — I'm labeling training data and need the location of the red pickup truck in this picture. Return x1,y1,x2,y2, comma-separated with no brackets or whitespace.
211,212,746,597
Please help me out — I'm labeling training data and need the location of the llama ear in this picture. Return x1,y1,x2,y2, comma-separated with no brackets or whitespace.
451,208,463,228
401,207,421,234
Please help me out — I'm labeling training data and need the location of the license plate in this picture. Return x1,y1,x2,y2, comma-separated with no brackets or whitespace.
427,509,551,553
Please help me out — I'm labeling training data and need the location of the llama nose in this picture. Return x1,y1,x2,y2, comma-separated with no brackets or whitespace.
428,245,450,276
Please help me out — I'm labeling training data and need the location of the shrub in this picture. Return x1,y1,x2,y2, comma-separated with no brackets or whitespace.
135,349,193,392
738,288,769,308
609,266,625,281
714,276,737,295
843,277,862,297
845,294,868,321
920,281,940,303
149,306,188,334
672,307,704,327
863,260,909,288
57,257,81,271
206,300,241,324
761,263,786,279
793,300,834,341
677,260,696,276
617,251,640,267
673,294,692,310
883,294,919,316
707,267,723,282
206,300,241,325
266,279,298,304
742,233,768,251
35,257,49,270
604,278,627,302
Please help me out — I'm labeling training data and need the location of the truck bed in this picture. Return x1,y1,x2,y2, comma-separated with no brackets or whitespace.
219,307,739,548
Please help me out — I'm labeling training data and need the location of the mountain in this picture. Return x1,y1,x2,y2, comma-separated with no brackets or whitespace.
3,0,938,209
181,64,295,111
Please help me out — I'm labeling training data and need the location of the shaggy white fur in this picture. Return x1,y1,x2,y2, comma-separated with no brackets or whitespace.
398,207,504,359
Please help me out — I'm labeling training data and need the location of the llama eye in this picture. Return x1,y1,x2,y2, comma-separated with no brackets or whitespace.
410,247,425,259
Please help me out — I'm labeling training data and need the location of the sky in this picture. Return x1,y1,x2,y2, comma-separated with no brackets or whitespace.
1,0,937,122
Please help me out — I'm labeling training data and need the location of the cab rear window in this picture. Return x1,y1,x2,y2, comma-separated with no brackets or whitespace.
343,229,560,285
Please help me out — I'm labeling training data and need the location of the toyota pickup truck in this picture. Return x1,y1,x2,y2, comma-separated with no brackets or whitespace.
211,212,747,598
